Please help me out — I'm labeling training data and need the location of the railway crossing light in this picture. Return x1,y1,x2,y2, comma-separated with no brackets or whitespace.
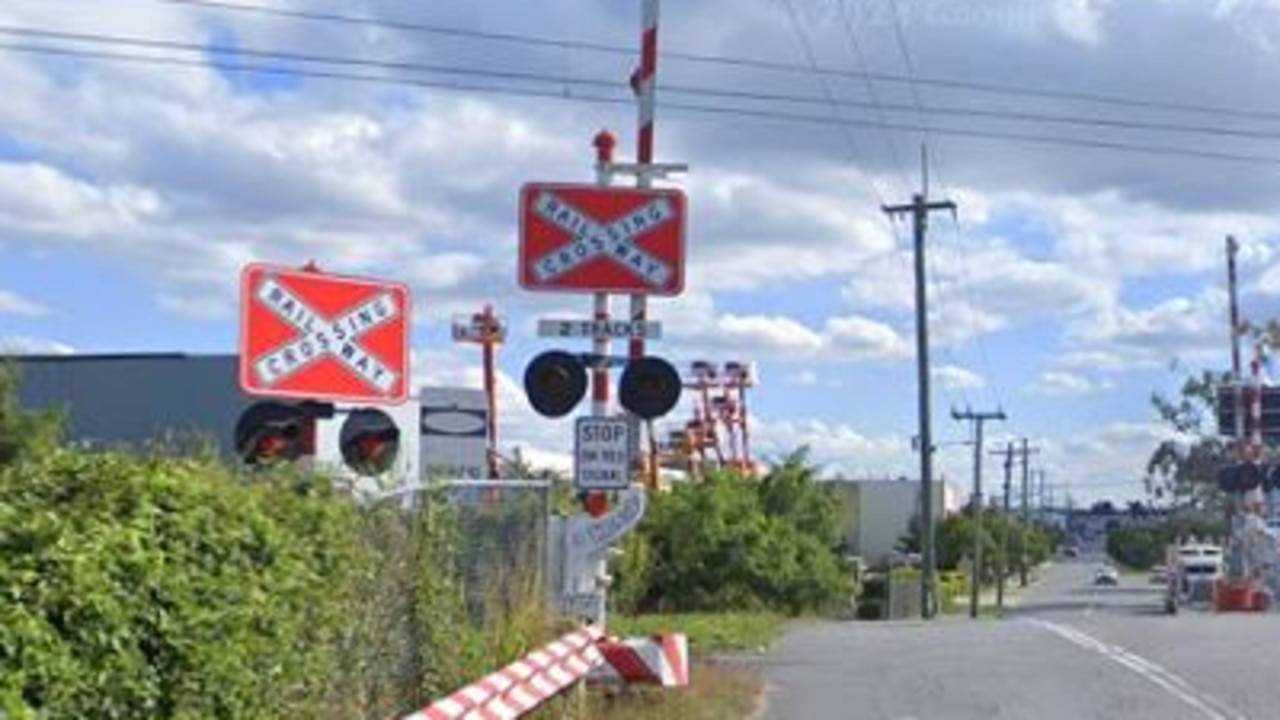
339,407,401,477
524,350,588,418
1219,464,1266,493
235,401,328,467
619,356,682,420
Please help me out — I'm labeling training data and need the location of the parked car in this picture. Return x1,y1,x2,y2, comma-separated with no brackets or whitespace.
1093,565,1119,586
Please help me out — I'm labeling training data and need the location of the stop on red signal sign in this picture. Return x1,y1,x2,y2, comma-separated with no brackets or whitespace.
518,183,687,296
239,263,411,404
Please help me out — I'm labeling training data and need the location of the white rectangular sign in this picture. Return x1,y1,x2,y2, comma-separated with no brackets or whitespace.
420,386,488,480
538,319,662,340
575,416,632,490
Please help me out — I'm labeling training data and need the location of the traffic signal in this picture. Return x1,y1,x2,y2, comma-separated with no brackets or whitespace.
339,407,401,476
1222,463,1280,492
524,350,588,418
235,401,313,466
1216,386,1280,438
619,356,682,420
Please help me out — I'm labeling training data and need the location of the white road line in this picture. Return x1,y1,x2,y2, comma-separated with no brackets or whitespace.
1026,619,1247,720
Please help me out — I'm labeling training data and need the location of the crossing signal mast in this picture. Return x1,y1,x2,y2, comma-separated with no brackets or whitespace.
1213,235,1280,612
234,262,415,490
453,305,507,479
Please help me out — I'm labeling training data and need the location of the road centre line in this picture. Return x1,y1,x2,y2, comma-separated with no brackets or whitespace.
1025,619,1246,720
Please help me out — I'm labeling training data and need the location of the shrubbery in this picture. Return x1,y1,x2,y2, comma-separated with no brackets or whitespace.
0,441,554,718
615,453,853,616
1106,513,1224,570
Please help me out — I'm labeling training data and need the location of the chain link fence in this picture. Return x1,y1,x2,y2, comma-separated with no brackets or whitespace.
379,479,554,622
335,479,557,718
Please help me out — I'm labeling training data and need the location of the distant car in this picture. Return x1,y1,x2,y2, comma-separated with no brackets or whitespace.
1149,564,1168,585
1094,565,1119,586
1063,546,1080,558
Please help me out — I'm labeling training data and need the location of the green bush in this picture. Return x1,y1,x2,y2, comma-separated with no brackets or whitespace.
616,453,852,616
0,450,366,719
1106,513,1224,570
0,450,557,720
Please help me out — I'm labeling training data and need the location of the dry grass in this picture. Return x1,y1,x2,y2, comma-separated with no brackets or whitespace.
582,660,764,720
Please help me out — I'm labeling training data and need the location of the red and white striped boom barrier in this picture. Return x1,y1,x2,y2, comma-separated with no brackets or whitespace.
591,633,690,687
404,629,690,720
402,627,603,720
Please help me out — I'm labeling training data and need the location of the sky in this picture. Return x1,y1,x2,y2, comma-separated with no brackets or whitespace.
3,0,1280,506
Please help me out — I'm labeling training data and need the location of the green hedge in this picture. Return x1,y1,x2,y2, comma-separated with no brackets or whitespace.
614,454,853,616
0,448,553,720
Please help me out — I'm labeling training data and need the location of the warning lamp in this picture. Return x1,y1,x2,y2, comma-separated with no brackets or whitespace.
619,356,682,420
340,407,401,477
235,401,312,466
524,350,588,418
1218,464,1263,493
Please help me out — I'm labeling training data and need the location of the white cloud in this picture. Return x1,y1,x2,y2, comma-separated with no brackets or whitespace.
752,417,913,479
1055,349,1151,373
1031,370,1112,396
933,364,987,390
1043,421,1176,504
0,335,74,355
1053,0,1112,44
0,289,49,317
1071,287,1226,363
0,163,166,241
787,369,820,386
822,315,913,360
716,314,825,354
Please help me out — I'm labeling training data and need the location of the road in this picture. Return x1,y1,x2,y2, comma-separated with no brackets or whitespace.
756,559,1280,719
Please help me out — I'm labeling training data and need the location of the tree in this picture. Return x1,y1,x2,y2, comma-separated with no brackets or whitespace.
0,362,62,466
618,457,852,616
1146,369,1229,510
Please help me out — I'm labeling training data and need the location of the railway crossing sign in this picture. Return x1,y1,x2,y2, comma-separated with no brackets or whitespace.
518,183,686,295
239,263,411,404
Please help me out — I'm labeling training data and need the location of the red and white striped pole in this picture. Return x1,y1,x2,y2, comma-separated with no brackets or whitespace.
628,0,659,363
593,131,617,419
1228,236,1246,459
630,0,660,484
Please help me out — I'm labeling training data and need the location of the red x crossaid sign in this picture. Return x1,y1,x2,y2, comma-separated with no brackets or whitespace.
239,263,411,404
518,183,686,295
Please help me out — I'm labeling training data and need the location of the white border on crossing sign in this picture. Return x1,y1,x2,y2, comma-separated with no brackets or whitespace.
239,263,410,405
574,416,633,490
518,183,687,296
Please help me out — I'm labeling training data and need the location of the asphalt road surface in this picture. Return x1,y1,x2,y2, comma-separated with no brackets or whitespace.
757,559,1280,719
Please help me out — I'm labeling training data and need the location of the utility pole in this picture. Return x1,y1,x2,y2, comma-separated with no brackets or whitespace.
951,406,1005,619
883,151,956,620
991,442,1014,614
1014,439,1041,587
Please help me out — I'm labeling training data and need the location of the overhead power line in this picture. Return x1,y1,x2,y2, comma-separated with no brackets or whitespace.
150,0,1280,125
6,39,1280,167
779,0,890,209
10,25,1280,144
